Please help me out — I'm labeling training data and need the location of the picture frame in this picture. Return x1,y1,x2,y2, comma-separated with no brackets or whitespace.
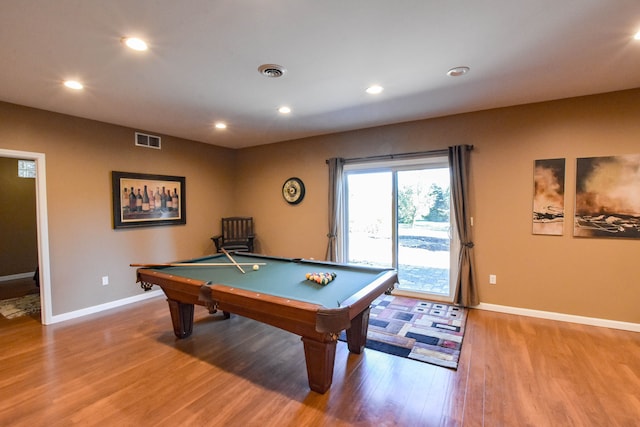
112,171,186,229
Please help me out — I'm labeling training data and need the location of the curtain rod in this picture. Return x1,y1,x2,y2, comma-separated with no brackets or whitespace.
326,145,473,164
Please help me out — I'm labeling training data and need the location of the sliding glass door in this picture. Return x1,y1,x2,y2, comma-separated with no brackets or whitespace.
344,157,457,300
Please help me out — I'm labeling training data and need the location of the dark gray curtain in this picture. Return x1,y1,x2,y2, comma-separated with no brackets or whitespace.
449,145,478,306
325,158,344,261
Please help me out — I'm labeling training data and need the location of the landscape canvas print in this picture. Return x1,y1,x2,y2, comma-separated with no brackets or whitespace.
533,158,565,235
574,154,640,238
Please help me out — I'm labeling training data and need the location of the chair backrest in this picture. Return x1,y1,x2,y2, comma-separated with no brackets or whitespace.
222,217,253,241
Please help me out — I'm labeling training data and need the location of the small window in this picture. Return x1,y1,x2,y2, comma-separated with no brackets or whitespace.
18,160,36,178
135,132,161,149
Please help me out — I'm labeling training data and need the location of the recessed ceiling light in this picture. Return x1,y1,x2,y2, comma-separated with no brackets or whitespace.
634,30,640,40
63,80,83,90
122,37,148,51
278,106,291,114
214,122,227,130
366,85,384,95
447,66,470,77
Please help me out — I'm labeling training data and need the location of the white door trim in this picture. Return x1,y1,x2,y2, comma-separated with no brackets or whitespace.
1,148,52,324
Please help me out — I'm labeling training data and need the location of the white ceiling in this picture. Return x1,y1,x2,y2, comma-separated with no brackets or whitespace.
1,1,639,149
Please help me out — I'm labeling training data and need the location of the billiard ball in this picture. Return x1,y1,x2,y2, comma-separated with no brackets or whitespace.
253,264,260,271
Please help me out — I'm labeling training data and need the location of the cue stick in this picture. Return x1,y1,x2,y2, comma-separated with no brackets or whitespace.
221,248,246,274
130,262,266,268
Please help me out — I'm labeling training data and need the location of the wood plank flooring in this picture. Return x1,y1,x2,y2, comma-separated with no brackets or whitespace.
0,277,39,300
1,296,638,426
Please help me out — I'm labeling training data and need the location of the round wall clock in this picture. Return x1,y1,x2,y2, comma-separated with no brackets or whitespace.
282,177,305,205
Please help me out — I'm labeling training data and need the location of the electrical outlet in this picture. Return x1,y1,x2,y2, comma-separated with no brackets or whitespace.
489,274,497,285
102,276,109,286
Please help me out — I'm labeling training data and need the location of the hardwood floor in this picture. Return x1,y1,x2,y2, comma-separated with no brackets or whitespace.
0,277,39,300
1,296,638,426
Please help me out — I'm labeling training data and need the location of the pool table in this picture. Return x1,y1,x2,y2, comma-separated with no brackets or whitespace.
136,253,397,393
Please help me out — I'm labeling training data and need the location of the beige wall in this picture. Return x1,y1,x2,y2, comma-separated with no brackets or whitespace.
1,89,638,323
0,102,236,315
236,89,640,324
0,157,38,275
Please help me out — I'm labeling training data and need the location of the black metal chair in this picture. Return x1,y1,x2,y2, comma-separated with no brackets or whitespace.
211,217,255,253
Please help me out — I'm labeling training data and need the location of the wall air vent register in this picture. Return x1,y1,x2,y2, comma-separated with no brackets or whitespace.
135,132,161,149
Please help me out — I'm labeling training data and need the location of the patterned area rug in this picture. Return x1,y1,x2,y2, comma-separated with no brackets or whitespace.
341,295,467,369
0,294,41,319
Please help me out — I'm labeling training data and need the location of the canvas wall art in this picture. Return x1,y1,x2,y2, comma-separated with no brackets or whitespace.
574,154,640,238
533,158,565,235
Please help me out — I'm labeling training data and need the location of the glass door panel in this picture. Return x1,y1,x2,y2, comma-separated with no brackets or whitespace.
346,171,392,268
396,168,451,296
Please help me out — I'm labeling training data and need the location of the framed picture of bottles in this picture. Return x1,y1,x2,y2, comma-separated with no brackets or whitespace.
112,171,186,229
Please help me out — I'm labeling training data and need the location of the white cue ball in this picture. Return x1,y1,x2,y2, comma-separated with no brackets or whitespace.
253,264,259,271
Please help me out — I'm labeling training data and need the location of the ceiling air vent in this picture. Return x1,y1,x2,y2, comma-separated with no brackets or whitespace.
135,132,161,149
258,64,287,78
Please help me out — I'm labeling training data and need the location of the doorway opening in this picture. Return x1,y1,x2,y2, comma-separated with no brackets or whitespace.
0,149,51,324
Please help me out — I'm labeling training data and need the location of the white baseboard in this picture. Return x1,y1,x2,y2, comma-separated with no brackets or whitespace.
0,272,35,282
43,291,640,333
49,290,164,324
475,303,640,333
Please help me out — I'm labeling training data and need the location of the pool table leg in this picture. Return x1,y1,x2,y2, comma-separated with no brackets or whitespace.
301,337,337,394
166,298,194,338
345,306,371,354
